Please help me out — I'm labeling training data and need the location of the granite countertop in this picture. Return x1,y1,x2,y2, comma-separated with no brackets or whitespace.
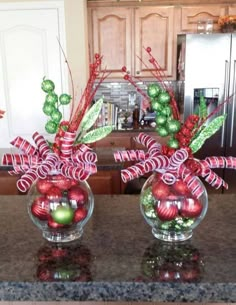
0,194,236,302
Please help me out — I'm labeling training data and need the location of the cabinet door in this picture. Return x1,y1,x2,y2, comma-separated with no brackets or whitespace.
180,5,226,33
0,2,67,148
228,5,236,15
88,7,132,78
134,6,177,79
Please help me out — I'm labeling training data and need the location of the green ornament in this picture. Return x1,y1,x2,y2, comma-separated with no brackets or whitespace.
45,92,58,104
166,119,181,133
167,138,179,149
156,126,169,137
45,120,58,134
151,99,163,112
161,105,172,116
51,205,74,225
51,110,62,123
41,78,55,93
43,102,56,116
147,83,161,98
59,93,71,105
156,114,167,126
157,91,171,104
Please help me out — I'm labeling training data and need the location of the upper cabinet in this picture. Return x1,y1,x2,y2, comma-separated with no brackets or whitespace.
88,6,178,80
179,5,227,33
134,6,177,79
88,7,132,79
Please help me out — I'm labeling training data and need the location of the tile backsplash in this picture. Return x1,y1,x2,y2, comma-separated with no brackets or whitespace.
93,80,185,129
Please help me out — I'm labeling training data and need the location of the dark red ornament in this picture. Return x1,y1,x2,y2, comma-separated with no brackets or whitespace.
31,196,50,220
173,180,190,196
152,180,170,200
73,207,88,223
46,186,62,200
156,201,178,221
47,216,65,229
36,179,53,194
180,198,203,218
68,185,88,205
53,174,72,190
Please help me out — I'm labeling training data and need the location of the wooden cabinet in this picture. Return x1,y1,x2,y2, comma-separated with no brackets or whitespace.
134,6,177,79
179,5,227,33
0,172,22,195
88,6,178,79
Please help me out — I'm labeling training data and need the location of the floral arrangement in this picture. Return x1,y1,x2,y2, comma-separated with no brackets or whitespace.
218,15,236,32
1,53,112,193
114,47,236,235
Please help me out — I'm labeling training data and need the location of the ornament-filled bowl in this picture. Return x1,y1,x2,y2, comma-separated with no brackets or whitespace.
27,172,94,243
140,173,208,242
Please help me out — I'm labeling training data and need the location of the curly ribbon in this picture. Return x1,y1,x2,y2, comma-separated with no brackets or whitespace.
114,132,236,199
2,132,98,192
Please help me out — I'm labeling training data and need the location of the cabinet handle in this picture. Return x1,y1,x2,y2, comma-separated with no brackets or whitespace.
136,71,140,74
110,141,115,146
126,70,130,74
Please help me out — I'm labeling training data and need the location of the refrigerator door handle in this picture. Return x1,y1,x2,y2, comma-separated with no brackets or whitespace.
221,60,229,148
229,60,236,147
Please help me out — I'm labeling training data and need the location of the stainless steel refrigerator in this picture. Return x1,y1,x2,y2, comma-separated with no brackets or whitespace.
178,33,236,193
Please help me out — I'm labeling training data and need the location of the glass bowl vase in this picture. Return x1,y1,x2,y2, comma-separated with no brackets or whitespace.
140,173,208,242
27,171,94,243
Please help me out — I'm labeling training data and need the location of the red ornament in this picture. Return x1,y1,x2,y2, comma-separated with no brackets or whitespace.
73,207,88,223
173,180,190,196
53,174,72,190
46,186,62,200
68,185,88,205
47,216,65,229
36,179,53,194
152,180,170,200
180,198,203,218
31,196,50,220
156,201,178,221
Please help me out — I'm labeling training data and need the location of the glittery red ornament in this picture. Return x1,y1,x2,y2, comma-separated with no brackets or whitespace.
31,196,50,220
53,174,72,191
36,179,53,194
152,180,170,200
173,180,190,196
185,159,202,175
156,201,178,221
180,198,203,218
73,207,88,223
46,186,62,200
181,127,192,137
68,185,88,205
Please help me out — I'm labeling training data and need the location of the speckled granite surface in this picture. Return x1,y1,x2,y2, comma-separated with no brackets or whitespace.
0,194,235,301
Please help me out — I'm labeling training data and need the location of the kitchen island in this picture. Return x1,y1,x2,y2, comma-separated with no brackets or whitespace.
0,194,235,302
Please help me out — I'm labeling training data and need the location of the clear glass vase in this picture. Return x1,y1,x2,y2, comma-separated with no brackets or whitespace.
27,172,94,243
140,173,208,242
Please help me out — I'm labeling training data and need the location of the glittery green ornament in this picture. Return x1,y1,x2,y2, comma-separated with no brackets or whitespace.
167,138,179,149
166,119,181,133
45,120,58,134
41,78,55,93
161,105,172,116
51,205,74,225
156,126,169,137
147,83,161,98
51,110,62,123
151,99,163,112
43,102,56,116
155,114,167,126
157,91,171,104
59,93,71,105
140,187,155,206
45,92,58,104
